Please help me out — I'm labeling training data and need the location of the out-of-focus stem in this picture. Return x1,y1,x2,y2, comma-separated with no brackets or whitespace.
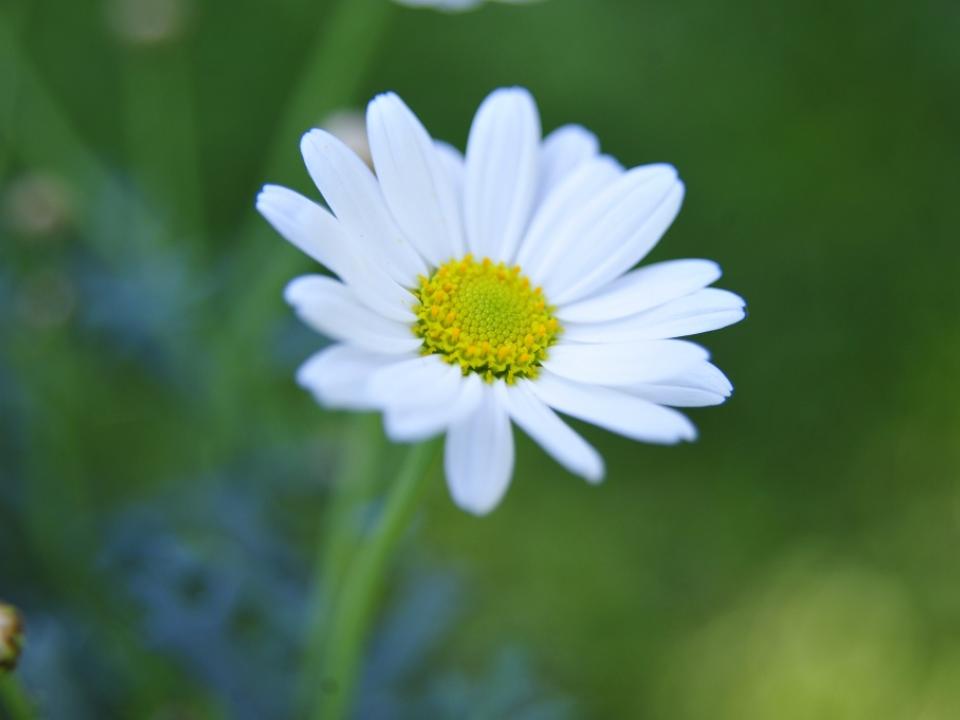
308,440,440,720
0,675,35,720
298,414,384,714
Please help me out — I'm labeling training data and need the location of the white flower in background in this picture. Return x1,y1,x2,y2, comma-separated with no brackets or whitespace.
258,87,745,515
319,109,373,168
393,0,544,12
105,0,189,45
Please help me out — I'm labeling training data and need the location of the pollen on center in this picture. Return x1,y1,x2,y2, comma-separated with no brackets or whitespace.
412,254,561,383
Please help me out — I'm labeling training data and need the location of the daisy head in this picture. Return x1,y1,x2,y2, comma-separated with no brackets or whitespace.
257,87,745,515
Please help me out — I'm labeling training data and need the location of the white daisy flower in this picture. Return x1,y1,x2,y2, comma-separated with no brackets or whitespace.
257,87,745,515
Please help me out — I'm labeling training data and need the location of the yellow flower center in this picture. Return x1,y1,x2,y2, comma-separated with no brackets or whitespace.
412,255,561,383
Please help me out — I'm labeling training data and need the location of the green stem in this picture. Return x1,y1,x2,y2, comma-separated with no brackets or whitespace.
298,414,384,712
0,674,35,720
309,440,441,720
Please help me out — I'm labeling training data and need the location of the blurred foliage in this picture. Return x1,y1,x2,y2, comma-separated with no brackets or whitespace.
1,0,959,717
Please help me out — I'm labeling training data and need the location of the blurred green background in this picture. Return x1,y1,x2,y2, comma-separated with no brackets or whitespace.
2,0,959,717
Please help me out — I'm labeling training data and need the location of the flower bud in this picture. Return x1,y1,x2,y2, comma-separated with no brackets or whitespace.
0,604,24,672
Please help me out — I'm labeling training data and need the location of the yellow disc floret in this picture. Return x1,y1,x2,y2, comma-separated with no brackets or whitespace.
413,254,561,383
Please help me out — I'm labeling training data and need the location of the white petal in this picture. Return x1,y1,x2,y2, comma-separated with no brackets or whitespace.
256,184,350,276
627,288,745,338
383,372,483,442
367,356,482,441
367,353,452,406
626,384,726,407
544,339,709,386
444,385,514,515
562,288,746,342
550,175,685,304
296,345,402,410
463,87,541,263
517,156,623,285
531,371,697,444
435,141,465,200
285,275,421,354
563,288,745,343
300,129,426,286
679,361,734,395
624,361,734,407
366,93,464,266
556,259,722,323
528,162,674,294
537,124,600,204
498,381,604,483
338,255,421,323
256,185,415,322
